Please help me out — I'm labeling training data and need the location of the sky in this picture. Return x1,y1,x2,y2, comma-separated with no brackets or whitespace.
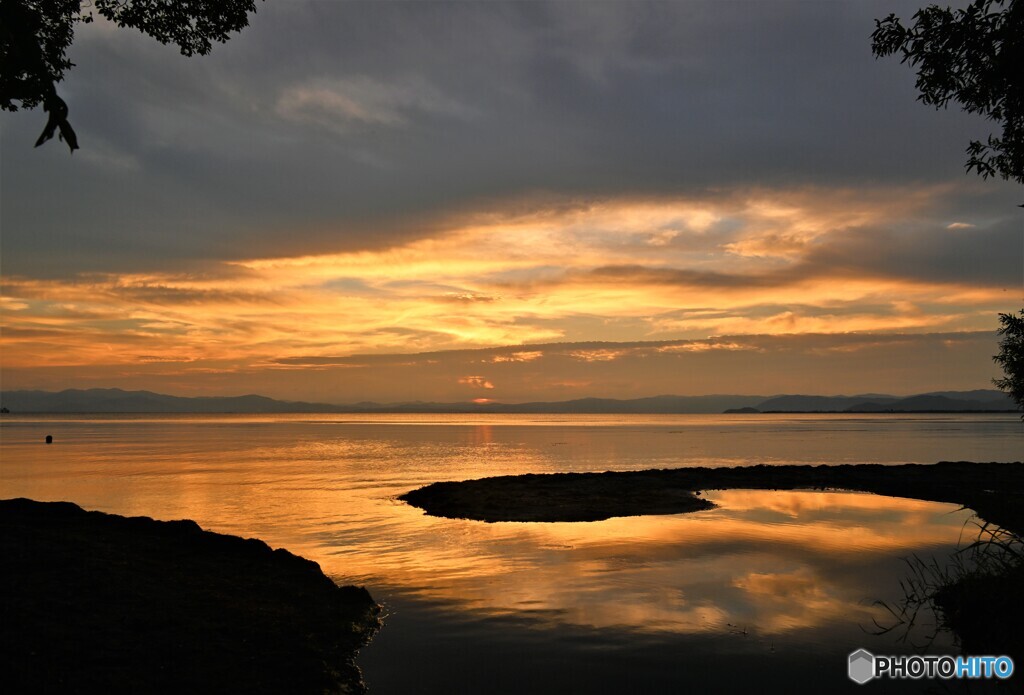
1,1,1022,403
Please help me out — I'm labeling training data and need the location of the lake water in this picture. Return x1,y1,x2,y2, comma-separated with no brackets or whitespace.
1,413,1021,693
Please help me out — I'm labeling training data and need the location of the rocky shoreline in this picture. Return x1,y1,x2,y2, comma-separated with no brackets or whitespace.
0,498,380,694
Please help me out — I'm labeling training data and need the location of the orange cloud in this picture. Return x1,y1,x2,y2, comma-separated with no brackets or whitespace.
567,349,626,362
490,351,544,363
655,340,755,353
458,375,495,389
2,184,1013,396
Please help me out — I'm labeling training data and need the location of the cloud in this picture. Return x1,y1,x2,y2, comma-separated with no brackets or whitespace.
275,76,473,134
567,349,627,362
575,265,786,290
798,217,1023,288
112,284,282,306
2,2,1020,401
458,375,495,389
655,341,755,353
0,297,30,312
436,293,500,304
268,356,367,368
4,1,1022,280
2,332,1002,402
490,351,544,363
2,185,1016,384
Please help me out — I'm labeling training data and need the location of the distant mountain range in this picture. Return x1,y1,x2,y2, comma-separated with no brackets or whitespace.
0,388,1017,414
752,390,1016,413
0,390,333,414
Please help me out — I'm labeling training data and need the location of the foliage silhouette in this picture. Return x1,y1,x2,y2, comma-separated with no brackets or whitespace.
872,0,1024,184
993,309,1024,417
873,518,1024,659
0,0,259,152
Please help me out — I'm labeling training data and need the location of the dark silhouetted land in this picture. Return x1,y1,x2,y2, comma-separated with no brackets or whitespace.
401,461,1024,529
0,498,380,694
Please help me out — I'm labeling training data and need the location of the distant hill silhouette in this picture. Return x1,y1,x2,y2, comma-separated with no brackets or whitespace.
0,389,335,414
483,395,765,414
757,391,1015,413
0,388,1015,414
756,395,883,412
0,389,763,414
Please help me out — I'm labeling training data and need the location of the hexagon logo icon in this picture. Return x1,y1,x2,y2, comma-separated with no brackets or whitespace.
848,649,875,684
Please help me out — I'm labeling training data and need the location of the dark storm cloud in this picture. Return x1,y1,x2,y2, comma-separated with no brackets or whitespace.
3,1,1021,279
800,217,1024,288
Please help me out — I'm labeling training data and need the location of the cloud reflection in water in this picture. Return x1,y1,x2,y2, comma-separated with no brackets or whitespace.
334,489,974,640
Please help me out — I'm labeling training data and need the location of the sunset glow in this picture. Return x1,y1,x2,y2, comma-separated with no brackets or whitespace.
1,2,1021,404
2,3,1021,693
2,187,1018,401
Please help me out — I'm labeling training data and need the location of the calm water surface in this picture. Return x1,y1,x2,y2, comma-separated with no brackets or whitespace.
1,413,1021,693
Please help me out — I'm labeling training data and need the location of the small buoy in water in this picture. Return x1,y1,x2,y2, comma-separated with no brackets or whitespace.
45,435,53,444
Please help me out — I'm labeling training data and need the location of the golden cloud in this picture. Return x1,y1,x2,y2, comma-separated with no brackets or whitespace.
1,184,1009,389
458,375,495,389
490,351,545,363
567,349,627,362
